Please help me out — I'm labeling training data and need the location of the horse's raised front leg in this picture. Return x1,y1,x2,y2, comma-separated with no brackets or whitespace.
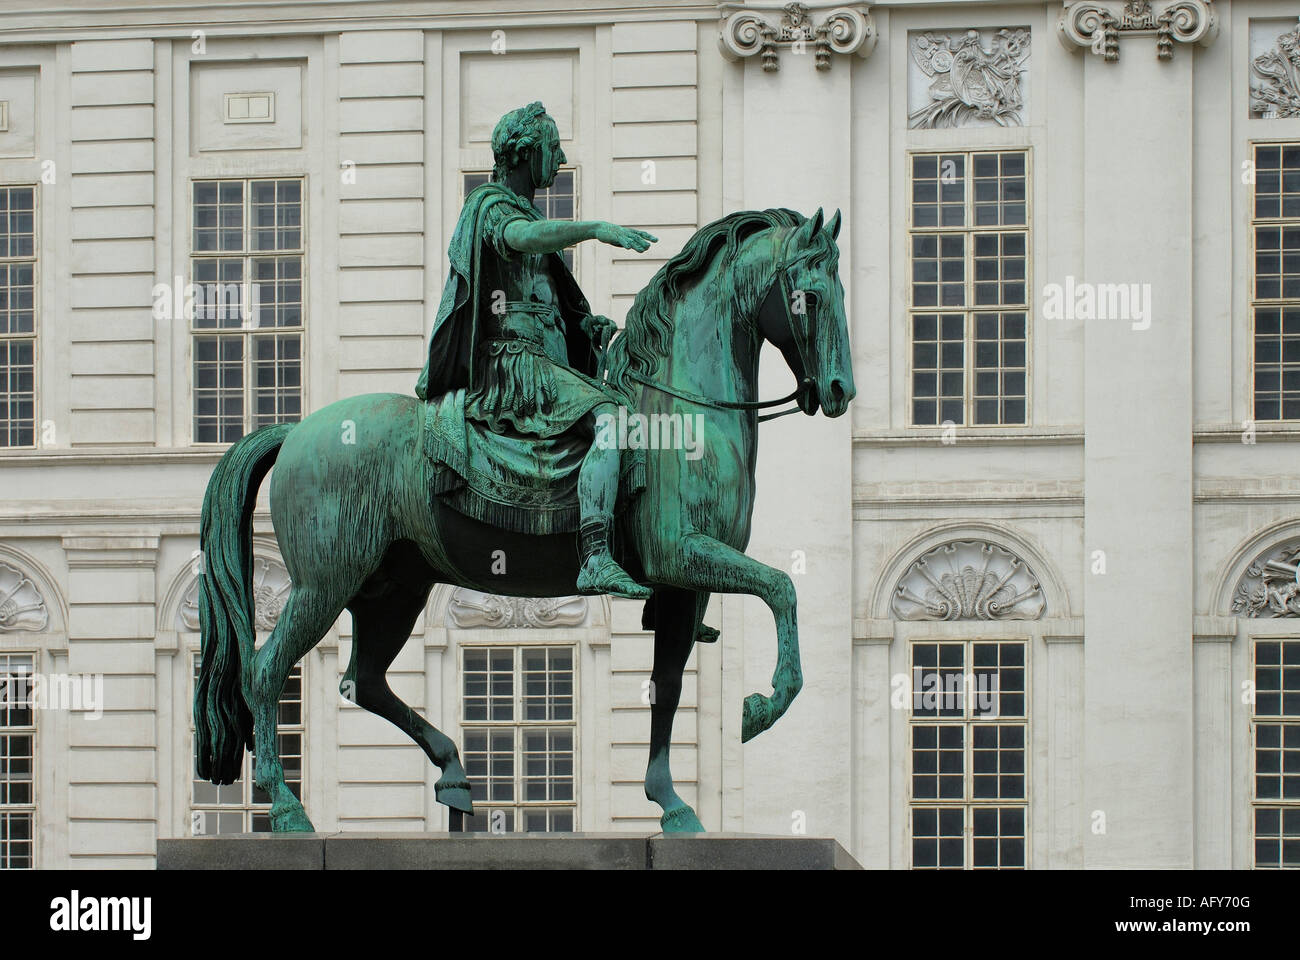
656,533,802,743
251,585,344,832
344,585,474,816
645,587,707,833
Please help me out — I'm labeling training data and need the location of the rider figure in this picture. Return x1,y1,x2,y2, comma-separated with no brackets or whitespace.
416,102,657,600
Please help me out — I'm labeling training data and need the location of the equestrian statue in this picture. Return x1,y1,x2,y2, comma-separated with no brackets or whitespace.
194,101,856,833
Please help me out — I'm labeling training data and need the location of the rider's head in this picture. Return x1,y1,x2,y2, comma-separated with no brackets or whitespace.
491,102,566,189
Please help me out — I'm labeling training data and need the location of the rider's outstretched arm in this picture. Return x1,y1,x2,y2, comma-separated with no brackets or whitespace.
504,219,657,255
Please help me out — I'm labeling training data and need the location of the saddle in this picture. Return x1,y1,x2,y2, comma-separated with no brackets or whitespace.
422,388,646,536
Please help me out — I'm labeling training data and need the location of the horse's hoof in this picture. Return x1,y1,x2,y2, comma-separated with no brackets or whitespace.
436,779,475,815
696,623,720,644
660,806,705,833
270,805,315,833
741,693,770,743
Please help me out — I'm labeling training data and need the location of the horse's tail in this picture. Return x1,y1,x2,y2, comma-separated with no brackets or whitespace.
194,422,294,784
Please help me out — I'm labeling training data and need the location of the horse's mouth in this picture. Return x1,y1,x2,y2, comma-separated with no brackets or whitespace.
798,382,820,415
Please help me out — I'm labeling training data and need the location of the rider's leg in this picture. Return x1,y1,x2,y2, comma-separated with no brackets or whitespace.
575,402,651,599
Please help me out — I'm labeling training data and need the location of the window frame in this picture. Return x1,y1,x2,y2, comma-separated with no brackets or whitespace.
457,638,579,833
1249,634,1300,869
188,176,307,446
905,149,1033,430
0,183,38,450
0,651,36,869
1248,140,1300,424
905,637,1031,870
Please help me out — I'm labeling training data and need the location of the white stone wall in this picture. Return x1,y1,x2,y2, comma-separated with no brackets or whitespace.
0,0,1294,869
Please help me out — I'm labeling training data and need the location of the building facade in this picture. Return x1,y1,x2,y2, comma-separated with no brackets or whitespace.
0,0,1297,869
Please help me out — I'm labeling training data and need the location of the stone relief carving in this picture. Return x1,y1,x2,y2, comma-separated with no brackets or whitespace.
179,555,292,631
447,588,588,629
718,2,876,71
1058,0,1217,62
0,560,48,633
1250,18,1300,119
891,540,1045,621
908,28,1031,129
1232,539,1300,618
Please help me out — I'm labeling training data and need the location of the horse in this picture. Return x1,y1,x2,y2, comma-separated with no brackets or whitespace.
195,206,855,833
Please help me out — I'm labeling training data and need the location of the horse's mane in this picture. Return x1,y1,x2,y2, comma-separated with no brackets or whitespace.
604,207,806,398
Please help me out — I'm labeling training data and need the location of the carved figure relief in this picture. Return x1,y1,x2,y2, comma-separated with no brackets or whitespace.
1251,18,1300,119
908,28,1031,129
1232,539,1300,618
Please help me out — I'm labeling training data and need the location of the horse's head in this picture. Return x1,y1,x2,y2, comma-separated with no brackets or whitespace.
759,208,856,418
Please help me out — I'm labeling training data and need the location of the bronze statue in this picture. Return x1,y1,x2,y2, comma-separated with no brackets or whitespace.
195,101,856,833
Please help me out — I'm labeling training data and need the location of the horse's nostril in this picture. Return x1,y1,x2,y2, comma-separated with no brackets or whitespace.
829,379,849,405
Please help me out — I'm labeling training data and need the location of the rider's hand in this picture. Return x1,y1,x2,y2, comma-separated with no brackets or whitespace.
593,222,658,252
581,314,619,344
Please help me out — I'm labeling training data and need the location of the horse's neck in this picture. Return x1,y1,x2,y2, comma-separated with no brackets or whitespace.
664,228,779,407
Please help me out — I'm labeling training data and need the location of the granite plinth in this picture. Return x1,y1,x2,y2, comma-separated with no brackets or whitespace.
157,832,861,870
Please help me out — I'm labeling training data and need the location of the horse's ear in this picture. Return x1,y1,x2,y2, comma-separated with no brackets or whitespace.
825,208,842,241
810,207,824,234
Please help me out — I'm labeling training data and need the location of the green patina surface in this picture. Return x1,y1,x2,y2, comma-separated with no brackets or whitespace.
195,102,856,836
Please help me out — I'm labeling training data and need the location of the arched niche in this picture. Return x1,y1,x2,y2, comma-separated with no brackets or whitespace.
1225,530,1300,619
874,523,1062,622
0,543,65,635
159,534,292,633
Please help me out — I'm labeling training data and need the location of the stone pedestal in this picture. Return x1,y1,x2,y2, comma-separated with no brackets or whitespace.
156,833,862,870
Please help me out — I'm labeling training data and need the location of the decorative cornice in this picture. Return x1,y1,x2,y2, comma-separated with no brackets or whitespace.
1058,0,1217,62
718,2,875,71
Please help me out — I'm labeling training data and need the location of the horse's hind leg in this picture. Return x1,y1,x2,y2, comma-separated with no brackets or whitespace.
252,584,344,832
345,587,474,816
645,587,706,833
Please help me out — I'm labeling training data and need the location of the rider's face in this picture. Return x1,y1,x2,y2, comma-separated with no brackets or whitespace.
530,121,564,189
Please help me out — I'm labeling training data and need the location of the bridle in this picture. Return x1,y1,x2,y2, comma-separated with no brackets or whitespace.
602,248,819,424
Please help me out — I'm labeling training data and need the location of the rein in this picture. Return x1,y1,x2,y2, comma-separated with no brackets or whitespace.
594,240,818,425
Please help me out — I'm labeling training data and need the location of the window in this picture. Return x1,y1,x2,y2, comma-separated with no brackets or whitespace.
908,152,1028,427
0,186,36,448
191,654,304,833
1252,637,1300,868
0,653,34,868
191,178,304,443
1250,144,1300,422
460,645,575,832
462,170,578,274
908,639,1028,869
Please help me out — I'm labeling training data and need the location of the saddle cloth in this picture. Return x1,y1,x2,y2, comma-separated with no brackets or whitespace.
422,388,646,536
